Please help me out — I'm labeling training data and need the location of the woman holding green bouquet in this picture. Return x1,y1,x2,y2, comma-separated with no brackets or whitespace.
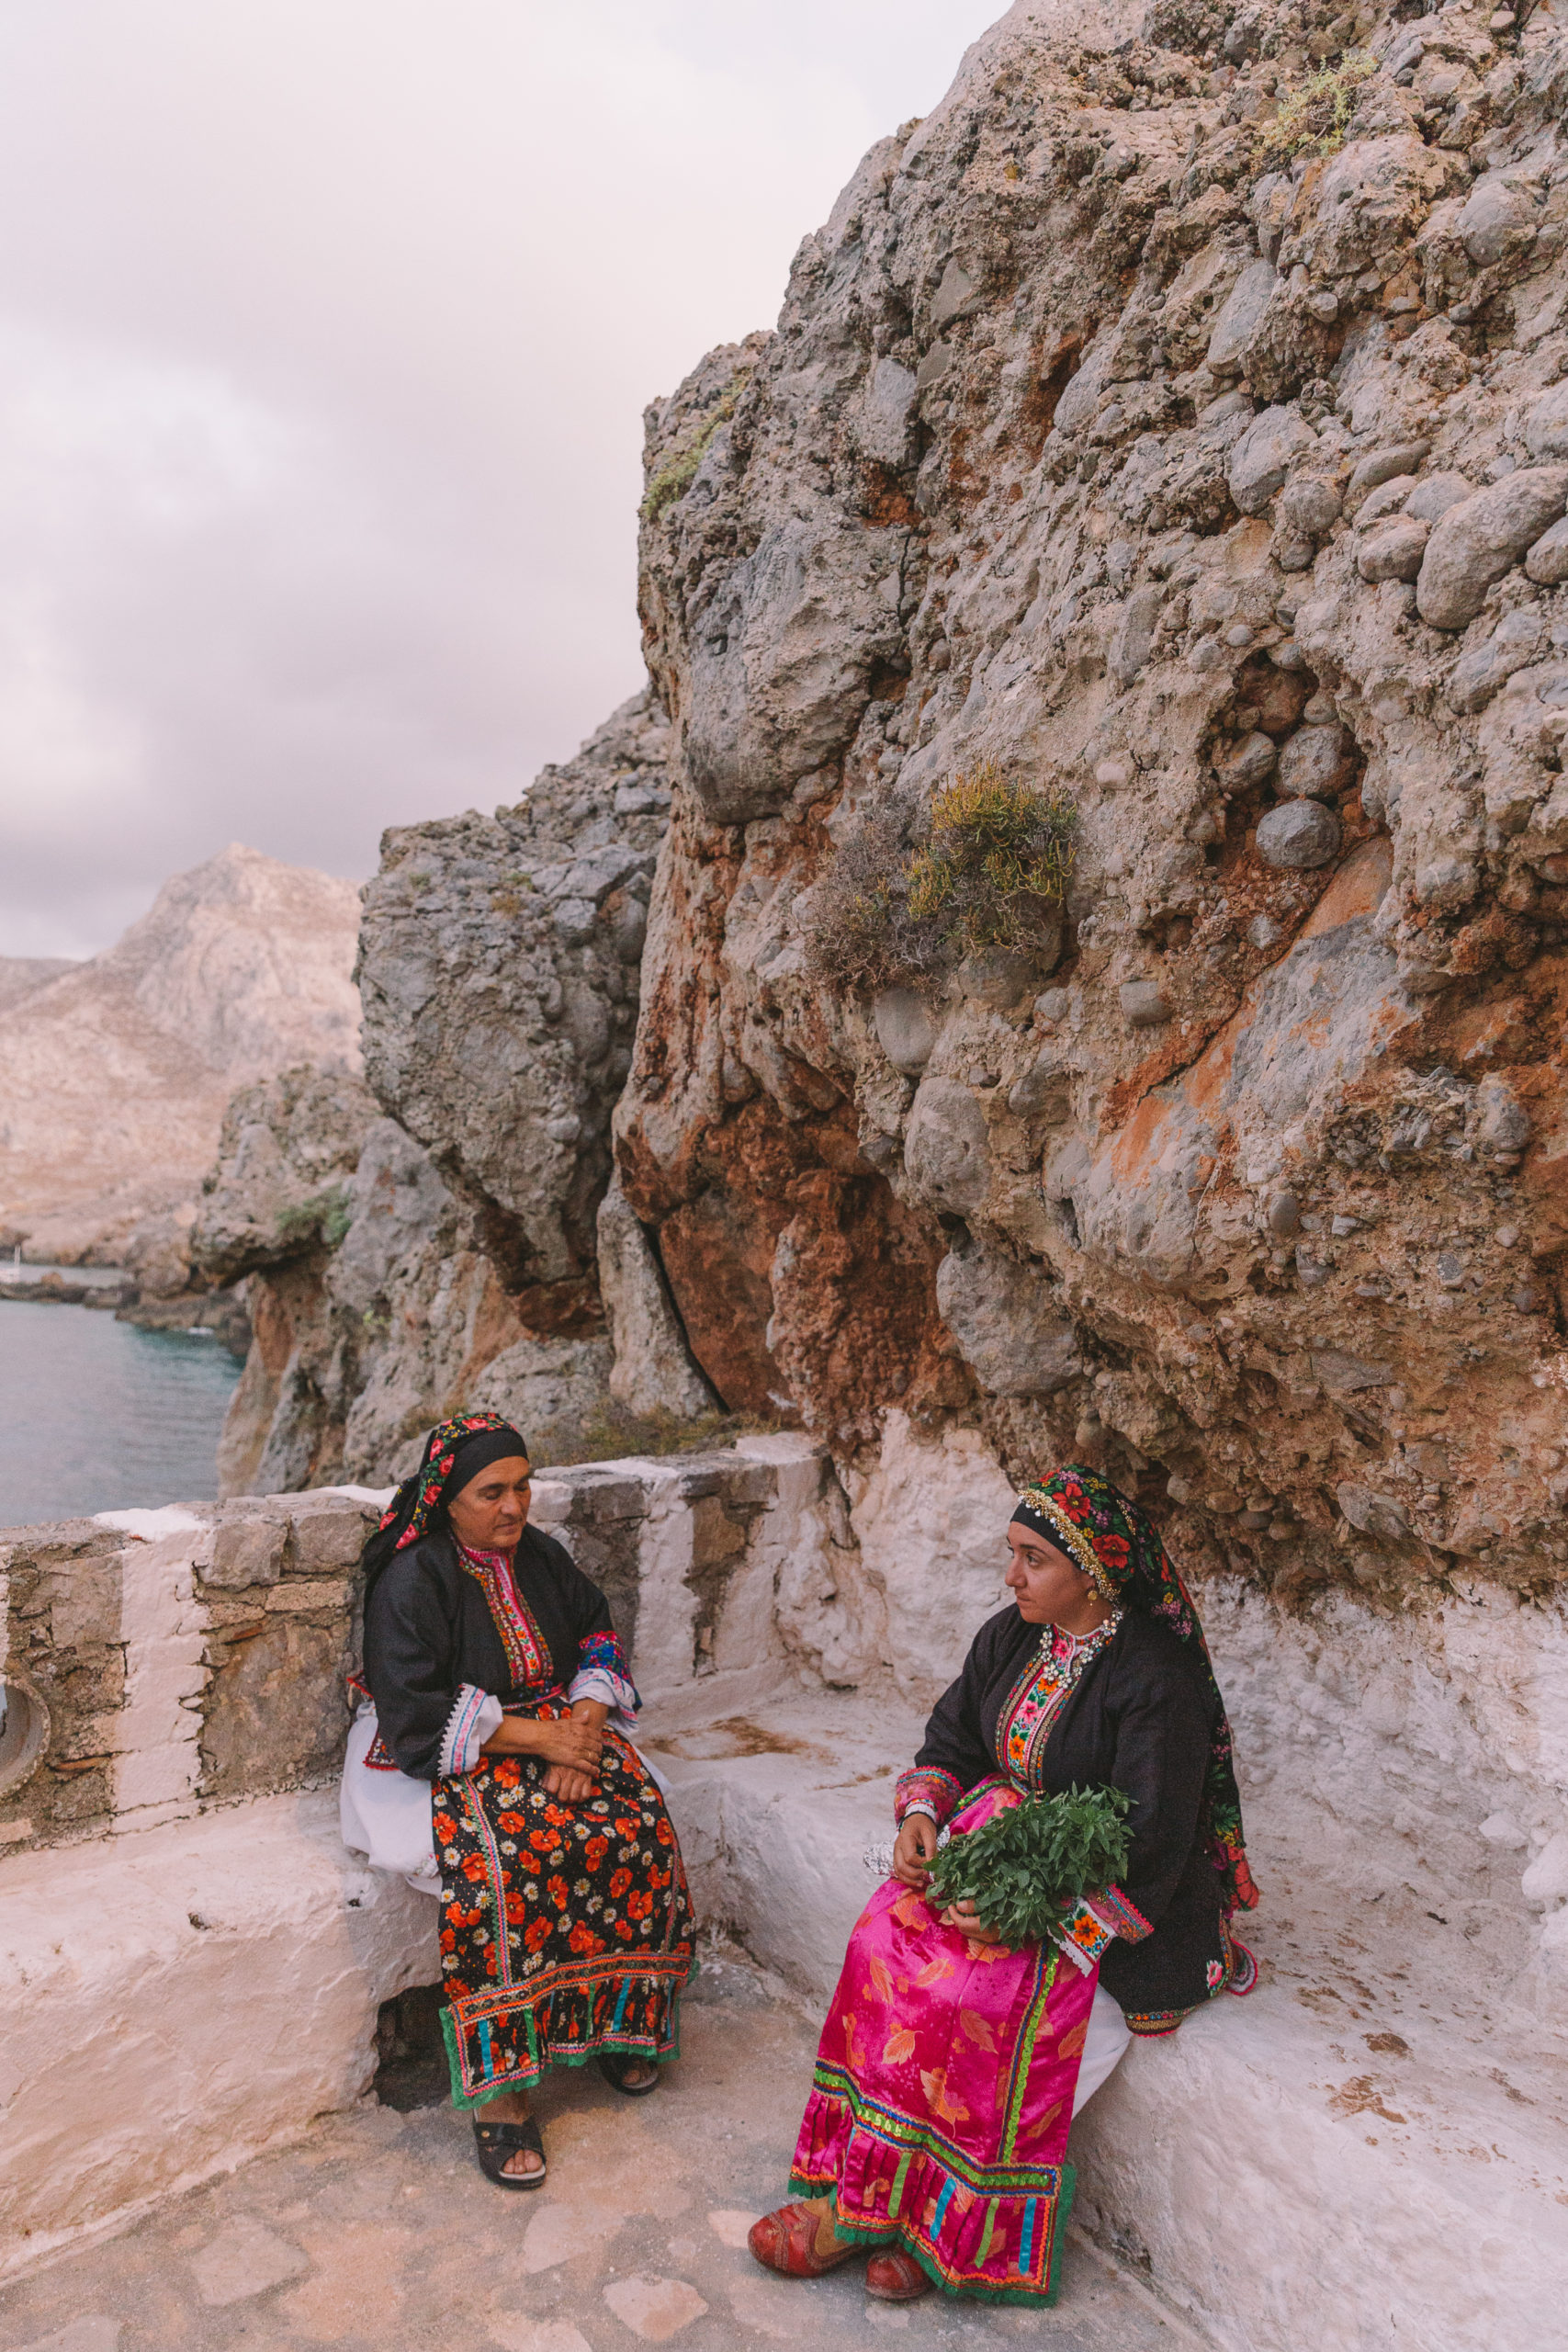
748,1464,1258,2307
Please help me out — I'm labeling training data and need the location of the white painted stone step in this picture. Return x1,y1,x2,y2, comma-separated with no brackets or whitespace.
643,1680,1568,2352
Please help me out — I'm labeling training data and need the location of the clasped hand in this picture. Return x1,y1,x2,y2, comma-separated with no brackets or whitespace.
538,1713,603,1803
890,1814,1006,1945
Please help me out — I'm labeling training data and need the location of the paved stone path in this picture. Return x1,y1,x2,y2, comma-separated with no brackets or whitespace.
2,1952,1198,2352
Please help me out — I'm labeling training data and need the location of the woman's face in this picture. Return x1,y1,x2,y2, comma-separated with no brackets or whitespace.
1005,1521,1105,1627
447,1456,533,1553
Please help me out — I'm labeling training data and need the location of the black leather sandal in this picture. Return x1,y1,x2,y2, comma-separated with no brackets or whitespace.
598,2052,660,2097
472,2111,547,2188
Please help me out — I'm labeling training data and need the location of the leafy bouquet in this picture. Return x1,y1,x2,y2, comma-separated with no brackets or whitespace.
925,1785,1133,1948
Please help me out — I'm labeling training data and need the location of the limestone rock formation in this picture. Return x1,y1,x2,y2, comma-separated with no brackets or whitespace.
604,0,1568,1606
0,844,361,1277
357,691,671,1333
191,1063,616,1495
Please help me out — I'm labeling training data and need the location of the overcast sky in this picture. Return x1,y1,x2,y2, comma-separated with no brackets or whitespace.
0,1,1002,960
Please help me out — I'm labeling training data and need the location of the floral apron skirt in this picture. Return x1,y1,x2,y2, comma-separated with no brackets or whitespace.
436,1694,696,2104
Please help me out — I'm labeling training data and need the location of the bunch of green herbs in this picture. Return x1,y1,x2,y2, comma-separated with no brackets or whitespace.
926,1784,1132,1947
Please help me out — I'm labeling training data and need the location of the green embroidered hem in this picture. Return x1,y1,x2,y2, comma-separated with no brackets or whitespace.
440,1991,684,2108
787,2165,1077,2306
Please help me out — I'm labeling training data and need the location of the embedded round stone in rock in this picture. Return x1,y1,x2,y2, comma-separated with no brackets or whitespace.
1276,723,1349,800
1345,442,1430,510
1221,731,1278,789
1118,979,1168,1027
872,986,938,1074
1447,614,1546,712
1227,405,1319,515
1405,471,1471,524
1206,257,1277,377
1415,465,1568,630
1526,381,1568,461
1525,515,1568,584
1257,799,1341,870
903,1076,991,1216
1357,516,1429,582
1275,476,1341,539
552,897,598,947
1007,1050,1071,1122
1269,1191,1301,1237
1475,1075,1530,1157
958,935,1060,1009
1457,175,1538,269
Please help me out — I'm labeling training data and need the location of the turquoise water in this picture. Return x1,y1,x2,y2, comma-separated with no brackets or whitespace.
0,1299,241,1524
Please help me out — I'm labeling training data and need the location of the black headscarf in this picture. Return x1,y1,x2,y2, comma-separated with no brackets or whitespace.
359,1413,530,1601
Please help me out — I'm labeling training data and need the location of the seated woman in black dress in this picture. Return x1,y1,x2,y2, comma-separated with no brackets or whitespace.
340,1413,695,2188
748,1464,1258,2304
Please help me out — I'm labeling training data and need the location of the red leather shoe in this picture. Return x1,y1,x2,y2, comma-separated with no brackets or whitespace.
866,2249,934,2301
748,2202,858,2278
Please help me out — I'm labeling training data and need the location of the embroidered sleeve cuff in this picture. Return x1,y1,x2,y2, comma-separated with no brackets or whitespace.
438,1684,502,1776
567,1667,639,1716
1091,1883,1154,1943
1051,1899,1116,1973
894,1767,964,1827
574,1633,639,1715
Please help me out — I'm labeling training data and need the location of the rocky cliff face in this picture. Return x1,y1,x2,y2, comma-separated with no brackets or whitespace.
198,694,672,1491
192,1066,612,1494
356,690,671,1330
608,0,1568,1605
0,844,361,1282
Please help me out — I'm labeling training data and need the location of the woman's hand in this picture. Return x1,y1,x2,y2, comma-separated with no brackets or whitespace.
481,1714,604,1774
893,1814,940,1889
545,1698,610,1800
533,1714,604,1774
937,1897,1007,1947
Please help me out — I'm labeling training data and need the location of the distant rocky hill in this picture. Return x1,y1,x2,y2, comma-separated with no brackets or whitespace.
0,957,75,1014
0,843,361,1282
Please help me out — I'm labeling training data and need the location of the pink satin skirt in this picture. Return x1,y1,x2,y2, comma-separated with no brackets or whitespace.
790,1778,1098,2304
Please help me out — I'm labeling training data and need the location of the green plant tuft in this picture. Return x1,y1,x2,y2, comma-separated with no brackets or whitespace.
641,372,751,524
529,1400,788,1468
1255,50,1376,168
925,1784,1133,1948
275,1184,353,1253
802,761,1077,994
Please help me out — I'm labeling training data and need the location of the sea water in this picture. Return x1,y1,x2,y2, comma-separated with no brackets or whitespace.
0,1297,241,1523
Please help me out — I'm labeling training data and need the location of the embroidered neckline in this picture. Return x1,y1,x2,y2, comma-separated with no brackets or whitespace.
455,1539,553,1690
995,1612,1122,1791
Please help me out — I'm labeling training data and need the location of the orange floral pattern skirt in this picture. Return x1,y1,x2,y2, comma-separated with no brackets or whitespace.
434,1696,696,2104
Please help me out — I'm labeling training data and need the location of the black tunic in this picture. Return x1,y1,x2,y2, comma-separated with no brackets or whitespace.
914,1603,1230,2020
363,1524,617,1781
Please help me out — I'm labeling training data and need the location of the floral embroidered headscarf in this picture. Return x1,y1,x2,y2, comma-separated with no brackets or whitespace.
1012,1463,1258,1917
360,1413,530,1600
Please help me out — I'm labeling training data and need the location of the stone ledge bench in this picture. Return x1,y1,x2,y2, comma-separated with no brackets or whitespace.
643,1676,1568,2352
